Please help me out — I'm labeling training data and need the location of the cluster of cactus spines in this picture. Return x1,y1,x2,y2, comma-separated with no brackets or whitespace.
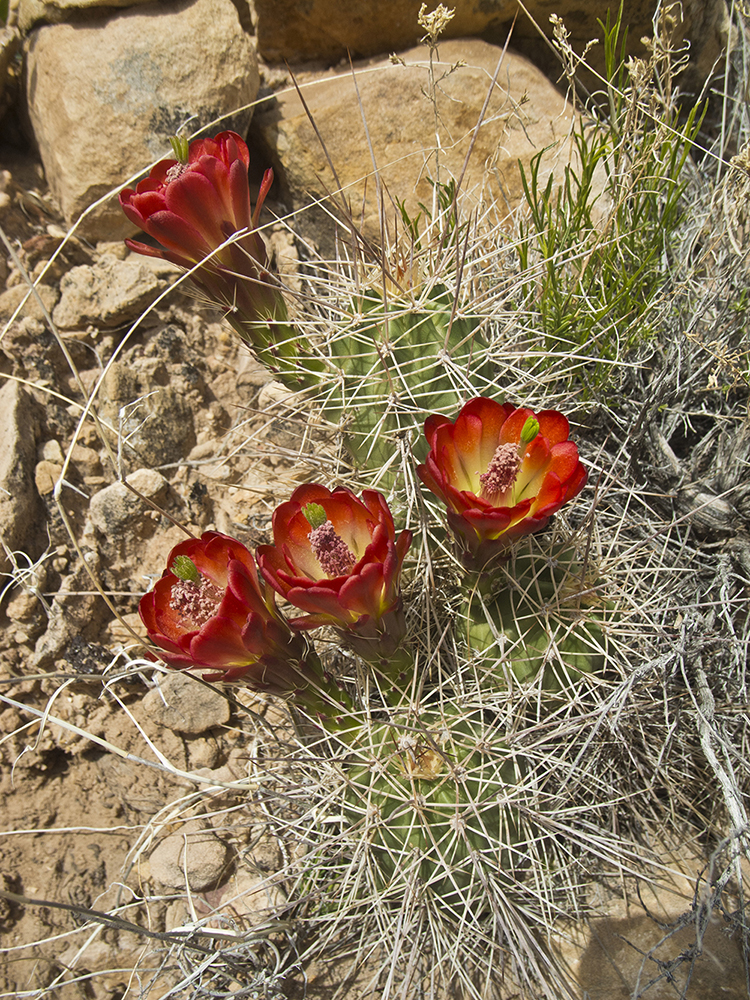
121,99,613,1000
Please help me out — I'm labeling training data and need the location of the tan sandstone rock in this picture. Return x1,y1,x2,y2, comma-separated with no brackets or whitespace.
88,468,169,535
254,39,588,244
143,669,231,735
52,253,165,330
149,823,230,891
255,0,731,94
24,0,260,241
18,0,155,33
0,381,44,583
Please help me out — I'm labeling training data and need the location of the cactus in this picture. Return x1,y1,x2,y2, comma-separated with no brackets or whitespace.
324,284,493,473
462,536,608,691
345,709,522,904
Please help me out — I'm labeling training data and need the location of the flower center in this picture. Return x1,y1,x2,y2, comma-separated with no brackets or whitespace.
479,442,521,498
308,521,356,578
165,162,189,184
169,577,223,629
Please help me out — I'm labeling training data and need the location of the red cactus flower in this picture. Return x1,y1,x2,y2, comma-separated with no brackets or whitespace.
120,132,318,386
139,531,319,694
257,485,412,649
417,397,587,565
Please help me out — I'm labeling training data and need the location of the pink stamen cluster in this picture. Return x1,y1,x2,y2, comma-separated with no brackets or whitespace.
309,521,356,578
479,442,520,498
165,162,189,183
170,577,223,628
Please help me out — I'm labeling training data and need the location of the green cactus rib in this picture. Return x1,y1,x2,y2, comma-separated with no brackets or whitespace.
344,710,521,904
324,287,493,471
463,543,608,692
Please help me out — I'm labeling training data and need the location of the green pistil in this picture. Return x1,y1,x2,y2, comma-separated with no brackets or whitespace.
171,555,200,583
520,417,540,446
169,135,190,165
303,502,327,530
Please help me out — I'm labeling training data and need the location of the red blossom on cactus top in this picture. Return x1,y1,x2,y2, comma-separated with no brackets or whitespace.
139,531,315,693
257,484,412,634
120,132,315,384
417,397,587,562
120,131,269,272
119,132,321,385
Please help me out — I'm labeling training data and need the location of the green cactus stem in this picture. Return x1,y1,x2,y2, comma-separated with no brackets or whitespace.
462,539,608,693
323,286,493,474
345,709,522,906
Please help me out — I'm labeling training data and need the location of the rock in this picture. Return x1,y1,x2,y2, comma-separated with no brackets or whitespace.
100,359,198,467
40,439,64,463
149,824,229,891
255,0,730,93
236,349,274,391
18,0,154,33
192,763,247,809
25,0,260,241
255,0,512,61
142,670,231,735
184,735,221,769
69,443,102,479
31,552,110,669
125,386,198,467
5,565,48,643
52,255,164,330
0,381,44,584
0,170,11,216
254,40,588,244
88,468,169,535
0,282,59,322
34,459,62,496
222,870,284,922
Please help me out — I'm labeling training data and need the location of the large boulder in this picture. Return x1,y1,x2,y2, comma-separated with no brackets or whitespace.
255,0,730,93
18,0,155,34
253,39,592,243
24,0,260,241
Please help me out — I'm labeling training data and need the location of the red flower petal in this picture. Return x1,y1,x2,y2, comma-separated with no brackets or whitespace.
284,583,357,622
417,396,586,558
564,461,588,501
163,170,228,247
138,531,308,690
140,210,213,263
228,158,252,230
537,409,571,445
528,471,565,517
190,615,256,667
498,406,535,445
260,484,410,630
424,412,451,448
